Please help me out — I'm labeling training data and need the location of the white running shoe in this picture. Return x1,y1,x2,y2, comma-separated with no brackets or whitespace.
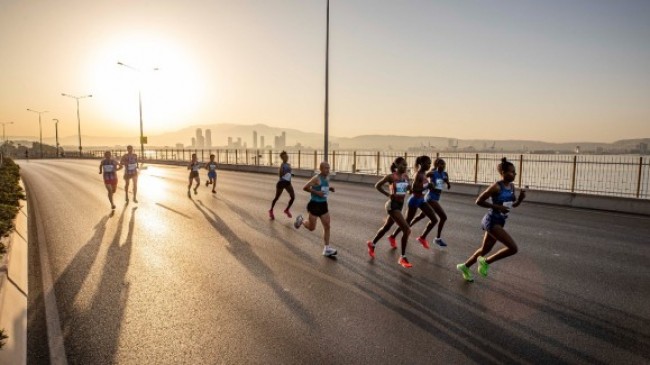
294,214,304,229
322,246,337,257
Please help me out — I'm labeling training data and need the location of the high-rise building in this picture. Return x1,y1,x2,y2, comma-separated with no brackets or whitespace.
196,128,204,148
205,129,212,148
260,136,265,149
253,131,258,149
228,137,233,147
191,137,196,148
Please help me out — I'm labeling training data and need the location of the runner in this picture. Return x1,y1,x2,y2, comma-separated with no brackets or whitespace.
389,157,451,247
205,154,218,194
293,161,337,257
119,145,139,203
99,150,121,209
188,153,201,197
365,156,416,268
457,157,526,282
269,151,295,219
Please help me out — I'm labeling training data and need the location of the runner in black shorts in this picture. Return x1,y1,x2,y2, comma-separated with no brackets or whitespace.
293,161,337,257
187,153,201,197
269,151,295,219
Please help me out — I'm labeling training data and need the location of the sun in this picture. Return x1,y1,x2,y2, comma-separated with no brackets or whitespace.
85,32,207,136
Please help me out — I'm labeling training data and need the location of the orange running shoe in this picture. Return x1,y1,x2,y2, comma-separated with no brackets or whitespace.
417,236,430,249
367,241,375,258
284,208,292,218
387,236,397,249
398,256,413,268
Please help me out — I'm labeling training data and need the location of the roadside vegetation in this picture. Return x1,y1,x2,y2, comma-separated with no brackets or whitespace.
0,156,25,254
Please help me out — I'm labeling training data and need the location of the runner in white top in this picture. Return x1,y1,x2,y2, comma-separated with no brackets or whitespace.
119,145,139,203
187,153,202,197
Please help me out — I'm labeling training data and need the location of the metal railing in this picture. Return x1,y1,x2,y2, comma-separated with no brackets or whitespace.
24,148,650,200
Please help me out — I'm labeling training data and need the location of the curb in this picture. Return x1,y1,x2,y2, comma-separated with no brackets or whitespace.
0,179,28,364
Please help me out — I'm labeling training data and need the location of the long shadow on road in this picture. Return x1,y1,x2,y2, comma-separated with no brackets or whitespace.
191,199,316,328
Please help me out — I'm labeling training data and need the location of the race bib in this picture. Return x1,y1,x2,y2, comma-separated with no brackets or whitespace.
209,164,216,171
192,164,200,172
282,172,292,181
127,163,137,171
503,201,514,210
435,178,445,190
103,165,115,173
395,182,409,196
321,186,329,198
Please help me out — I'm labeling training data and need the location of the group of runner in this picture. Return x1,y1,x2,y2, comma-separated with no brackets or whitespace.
99,148,526,282
269,152,526,282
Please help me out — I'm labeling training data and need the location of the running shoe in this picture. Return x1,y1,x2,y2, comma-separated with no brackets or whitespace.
477,256,489,277
367,241,375,258
284,208,292,218
205,180,209,187
293,214,303,228
456,264,474,282
111,204,116,210
398,256,412,268
323,246,337,257
435,238,447,247
212,190,216,194
387,236,397,249
133,198,138,203
125,197,129,202
417,236,430,249
193,188,198,195
187,190,191,198
269,209,275,220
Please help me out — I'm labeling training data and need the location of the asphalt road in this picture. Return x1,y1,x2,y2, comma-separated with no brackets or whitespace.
20,159,650,364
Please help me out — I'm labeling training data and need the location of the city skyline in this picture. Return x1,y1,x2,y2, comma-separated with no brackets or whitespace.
1,1,649,144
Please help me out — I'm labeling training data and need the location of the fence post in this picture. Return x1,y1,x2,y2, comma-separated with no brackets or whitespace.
353,151,357,173
201,149,204,162
246,149,249,164
636,156,643,198
269,150,272,166
474,154,479,184
376,152,380,175
314,150,317,171
518,154,523,187
235,150,239,165
570,155,578,193
332,150,336,172
298,150,301,169
255,149,259,166
226,149,229,164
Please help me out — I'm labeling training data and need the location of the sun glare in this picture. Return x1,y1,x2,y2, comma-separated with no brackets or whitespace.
86,33,207,135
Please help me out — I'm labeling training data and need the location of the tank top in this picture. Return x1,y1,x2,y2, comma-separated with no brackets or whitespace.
412,171,428,198
123,154,138,175
310,175,329,203
190,161,201,172
102,159,117,179
207,162,218,171
280,163,292,182
431,170,447,192
390,172,410,202
489,181,516,217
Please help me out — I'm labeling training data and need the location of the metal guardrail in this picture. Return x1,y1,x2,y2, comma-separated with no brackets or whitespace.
15,148,650,200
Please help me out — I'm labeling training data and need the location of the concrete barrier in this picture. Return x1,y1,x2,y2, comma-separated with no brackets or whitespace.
0,181,28,364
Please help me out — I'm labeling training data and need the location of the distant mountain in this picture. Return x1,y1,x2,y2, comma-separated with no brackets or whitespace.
10,124,649,154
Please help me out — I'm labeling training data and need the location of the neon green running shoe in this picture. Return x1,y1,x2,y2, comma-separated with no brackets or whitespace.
456,264,474,282
477,256,489,277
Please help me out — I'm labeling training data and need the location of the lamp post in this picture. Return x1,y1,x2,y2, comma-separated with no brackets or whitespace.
323,0,330,162
61,93,92,157
26,109,48,158
1,121,13,155
52,119,60,157
117,61,158,161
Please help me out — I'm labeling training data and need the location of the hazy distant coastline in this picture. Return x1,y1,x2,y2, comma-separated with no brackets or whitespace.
8,123,650,154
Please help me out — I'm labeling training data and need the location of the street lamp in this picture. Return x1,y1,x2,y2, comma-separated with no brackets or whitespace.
0,121,13,155
61,93,92,157
26,109,48,158
117,61,159,161
324,0,330,162
52,119,60,157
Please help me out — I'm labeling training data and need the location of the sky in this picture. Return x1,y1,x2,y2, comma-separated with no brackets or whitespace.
1,0,649,144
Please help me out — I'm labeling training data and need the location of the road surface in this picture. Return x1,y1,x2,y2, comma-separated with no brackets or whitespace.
20,159,650,364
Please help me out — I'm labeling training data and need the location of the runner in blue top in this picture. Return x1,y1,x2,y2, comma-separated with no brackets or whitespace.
366,156,421,268
187,153,202,197
99,150,122,209
205,154,218,194
457,157,526,282
269,151,295,219
294,161,337,257
390,158,451,247
119,145,139,203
